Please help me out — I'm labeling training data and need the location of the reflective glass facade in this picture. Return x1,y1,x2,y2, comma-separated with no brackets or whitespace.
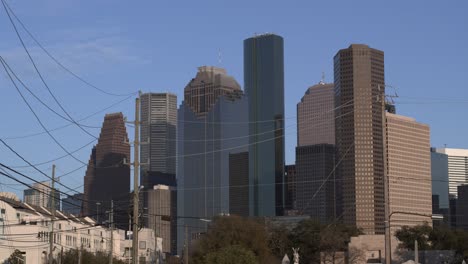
244,34,285,216
176,67,248,254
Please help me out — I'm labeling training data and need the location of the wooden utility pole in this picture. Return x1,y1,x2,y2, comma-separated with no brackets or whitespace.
132,94,141,264
109,200,114,264
380,86,391,264
49,164,56,264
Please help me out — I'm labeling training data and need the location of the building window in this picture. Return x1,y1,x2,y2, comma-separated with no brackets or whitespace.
139,241,146,249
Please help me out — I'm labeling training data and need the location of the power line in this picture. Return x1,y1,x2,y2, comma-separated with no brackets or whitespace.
7,139,96,169
1,94,134,140
1,5,99,141
1,59,101,132
0,57,88,166
1,0,137,97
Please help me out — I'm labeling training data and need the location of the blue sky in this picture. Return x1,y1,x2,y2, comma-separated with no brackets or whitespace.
0,0,467,198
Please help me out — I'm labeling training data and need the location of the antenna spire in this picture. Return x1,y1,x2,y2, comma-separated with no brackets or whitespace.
319,72,325,84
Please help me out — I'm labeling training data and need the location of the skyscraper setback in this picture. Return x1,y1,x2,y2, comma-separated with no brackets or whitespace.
83,113,130,229
244,33,285,217
334,44,385,234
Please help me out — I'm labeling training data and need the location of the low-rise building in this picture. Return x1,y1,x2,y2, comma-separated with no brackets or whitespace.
0,197,160,264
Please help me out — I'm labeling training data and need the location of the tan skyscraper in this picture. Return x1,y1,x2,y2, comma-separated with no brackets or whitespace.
386,113,432,231
334,44,385,234
148,185,176,255
297,81,335,146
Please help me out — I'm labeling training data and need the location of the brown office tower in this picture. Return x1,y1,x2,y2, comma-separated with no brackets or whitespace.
148,185,177,255
83,113,130,229
386,113,432,232
295,80,337,222
297,81,335,146
334,44,385,234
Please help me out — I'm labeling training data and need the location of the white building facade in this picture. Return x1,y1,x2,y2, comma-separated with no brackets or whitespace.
434,148,468,198
0,197,160,264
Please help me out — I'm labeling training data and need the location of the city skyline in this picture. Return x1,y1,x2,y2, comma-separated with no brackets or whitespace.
1,2,467,263
1,1,466,199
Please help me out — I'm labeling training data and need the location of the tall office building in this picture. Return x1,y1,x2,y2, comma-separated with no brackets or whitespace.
229,152,249,217
177,66,248,253
433,148,468,198
431,149,450,225
244,33,285,216
295,80,337,222
295,144,336,222
23,181,60,211
140,93,177,229
140,92,177,179
334,44,385,234
83,113,130,229
284,165,297,212
386,113,432,231
297,81,335,146
456,185,468,230
148,185,177,255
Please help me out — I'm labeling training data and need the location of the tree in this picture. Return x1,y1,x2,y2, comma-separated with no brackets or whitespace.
320,224,362,264
289,219,322,264
191,215,275,264
429,226,457,250
7,250,25,264
204,245,257,264
61,249,126,264
394,223,432,250
267,224,293,260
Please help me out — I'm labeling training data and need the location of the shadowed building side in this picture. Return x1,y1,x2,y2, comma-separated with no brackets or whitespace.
83,112,130,230
177,66,248,254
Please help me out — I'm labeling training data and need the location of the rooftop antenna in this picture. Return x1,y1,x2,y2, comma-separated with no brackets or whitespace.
319,72,325,85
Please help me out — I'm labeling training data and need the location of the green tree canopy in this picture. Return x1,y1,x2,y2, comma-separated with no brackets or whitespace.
205,245,257,264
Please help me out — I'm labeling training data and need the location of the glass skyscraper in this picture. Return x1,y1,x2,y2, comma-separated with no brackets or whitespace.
244,34,285,216
177,66,248,254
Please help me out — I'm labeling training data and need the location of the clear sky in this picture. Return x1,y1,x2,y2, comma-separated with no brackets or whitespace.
0,0,467,199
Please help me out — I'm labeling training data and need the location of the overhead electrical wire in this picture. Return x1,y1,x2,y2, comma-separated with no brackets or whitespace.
0,57,87,166
1,4,100,141
1,59,101,131
1,94,134,140
1,0,137,98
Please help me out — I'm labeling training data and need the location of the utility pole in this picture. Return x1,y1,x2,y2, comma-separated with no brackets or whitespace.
109,200,114,264
132,93,141,264
184,225,188,264
78,244,83,264
414,240,418,264
380,85,391,264
49,164,56,264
